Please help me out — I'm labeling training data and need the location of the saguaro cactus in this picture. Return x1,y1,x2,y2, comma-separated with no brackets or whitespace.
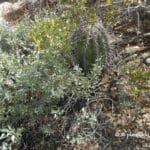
72,22,109,75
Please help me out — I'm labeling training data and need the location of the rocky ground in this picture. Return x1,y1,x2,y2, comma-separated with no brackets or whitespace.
96,3,150,149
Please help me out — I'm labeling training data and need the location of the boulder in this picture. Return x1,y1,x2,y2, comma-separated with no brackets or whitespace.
0,0,47,23
143,57,150,66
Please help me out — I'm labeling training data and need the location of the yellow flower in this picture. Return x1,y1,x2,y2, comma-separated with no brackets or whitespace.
107,0,112,4
57,41,62,48
82,0,87,3
131,70,138,75
49,19,55,28
92,14,97,23
36,40,42,51
49,37,53,46
36,40,41,47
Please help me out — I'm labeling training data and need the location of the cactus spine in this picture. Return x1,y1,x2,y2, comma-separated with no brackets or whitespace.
72,22,109,75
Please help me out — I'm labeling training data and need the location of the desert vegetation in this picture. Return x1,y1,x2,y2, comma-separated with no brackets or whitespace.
0,0,150,150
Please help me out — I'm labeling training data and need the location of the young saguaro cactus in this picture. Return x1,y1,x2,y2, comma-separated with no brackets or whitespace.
72,22,109,75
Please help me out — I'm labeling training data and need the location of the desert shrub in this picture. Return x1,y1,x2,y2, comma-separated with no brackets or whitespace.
130,69,150,97
30,0,108,75
0,1,107,148
0,19,34,55
0,35,91,149
0,127,22,150
0,13,101,150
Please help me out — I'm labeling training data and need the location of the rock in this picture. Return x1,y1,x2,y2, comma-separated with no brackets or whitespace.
0,1,23,24
0,0,47,24
0,2,12,17
143,57,150,66
0,0,8,4
125,45,145,54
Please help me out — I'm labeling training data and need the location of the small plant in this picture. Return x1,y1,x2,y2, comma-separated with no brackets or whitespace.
72,22,109,74
0,18,33,55
0,127,22,150
130,69,150,97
